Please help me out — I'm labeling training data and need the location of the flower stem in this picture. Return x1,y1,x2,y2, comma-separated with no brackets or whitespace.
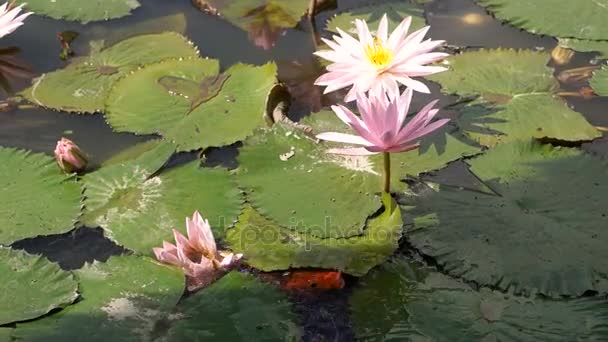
383,152,391,194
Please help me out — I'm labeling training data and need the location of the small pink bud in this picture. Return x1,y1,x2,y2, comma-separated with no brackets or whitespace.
54,137,88,173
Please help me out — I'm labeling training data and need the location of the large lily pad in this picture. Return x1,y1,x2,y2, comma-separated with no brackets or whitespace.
326,1,426,34
14,0,140,23
351,257,608,341
0,247,78,325
81,141,242,253
13,255,184,341
591,65,608,96
405,141,608,297
164,272,301,341
428,49,600,146
475,0,608,40
236,120,381,239
0,147,81,245
105,58,277,151
226,193,402,276
22,32,199,113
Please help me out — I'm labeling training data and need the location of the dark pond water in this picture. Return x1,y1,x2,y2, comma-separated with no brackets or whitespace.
2,0,607,340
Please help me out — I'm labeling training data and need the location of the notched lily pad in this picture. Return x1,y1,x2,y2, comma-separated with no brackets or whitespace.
164,272,302,341
82,141,242,253
14,0,141,23
0,247,78,325
428,49,600,146
226,193,402,276
404,141,608,297
350,257,608,341
0,146,82,245
22,32,199,113
12,255,184,341
475,0,608,40
105,58,277,151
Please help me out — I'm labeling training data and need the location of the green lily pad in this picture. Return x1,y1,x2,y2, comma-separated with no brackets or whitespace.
14,0,140,23
82,141,242,253
0,329,11,342
0,248,78,325
306,110,481,190
165,271,301,341
22,32,199,113
13,255,184,341
326,2,426,34
405,141,608,297
591,65,608,96
475,0,608,40
226,193,402,276
236,119,381,239
428,49,600,146
558,38,608,58
351,257,608,341
105,58,277,152
0,147,82,245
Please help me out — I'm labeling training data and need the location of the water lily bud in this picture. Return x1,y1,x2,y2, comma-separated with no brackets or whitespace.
54,137,88,173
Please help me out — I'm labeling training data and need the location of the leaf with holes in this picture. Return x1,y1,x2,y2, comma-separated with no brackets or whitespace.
351,257,608,341
326,1,426,34
14,0,141,23
165,272,301,341
404,141,608,297
591,65,608,96
0,147,81,245
0,248,78,325
226,193,402,276
13,255,184,341
22,32,199,113
428,49,600,146
475,0,608,40
105,58,277,151
82,142,242,253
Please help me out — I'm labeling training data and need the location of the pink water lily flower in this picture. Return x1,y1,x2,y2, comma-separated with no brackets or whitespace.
315,14,448,101
54,137,88,173
153,211,242,291
317,88,449,155
0,2,32,39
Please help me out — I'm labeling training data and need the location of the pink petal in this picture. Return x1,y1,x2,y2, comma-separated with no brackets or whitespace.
388,16,412,50
325,147,378,155
377,14,389,42
316,132,372,146
401,118,450,145
393,76,430,94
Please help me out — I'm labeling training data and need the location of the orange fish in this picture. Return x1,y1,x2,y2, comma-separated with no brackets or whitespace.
283,270,345,290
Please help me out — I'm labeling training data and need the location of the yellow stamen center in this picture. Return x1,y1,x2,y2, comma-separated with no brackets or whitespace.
365,38,393,68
